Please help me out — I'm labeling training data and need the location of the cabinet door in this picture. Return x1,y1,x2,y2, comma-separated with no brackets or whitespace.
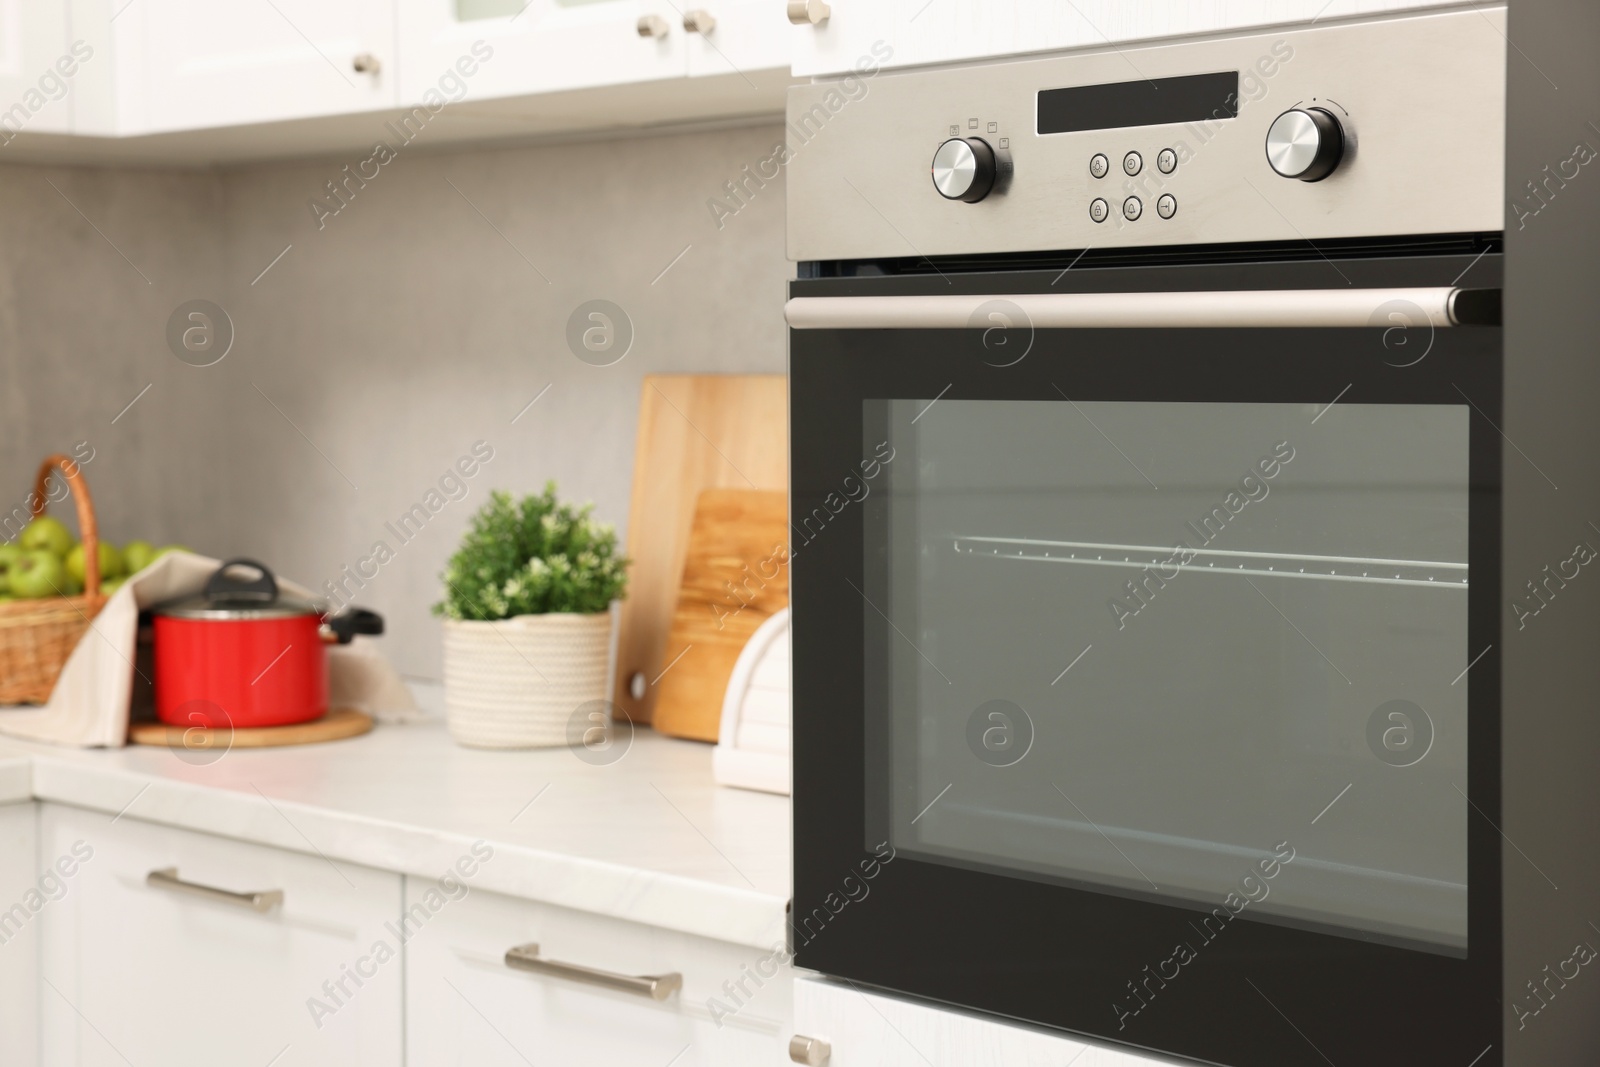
792,977,1190,1066
404,877,791,1066
398,0,685,107
117,0,396,132
39,804,402,1067
0,802,39,1067
683,0,792,79
0,0,73,135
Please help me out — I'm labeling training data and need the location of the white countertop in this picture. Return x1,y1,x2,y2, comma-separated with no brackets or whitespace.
0,717,791,949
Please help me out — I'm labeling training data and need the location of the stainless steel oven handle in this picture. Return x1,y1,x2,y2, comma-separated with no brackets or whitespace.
785,287,1500,329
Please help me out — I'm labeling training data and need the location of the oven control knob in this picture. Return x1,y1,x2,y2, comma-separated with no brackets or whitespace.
1265,107,1344,182
931,137,997,203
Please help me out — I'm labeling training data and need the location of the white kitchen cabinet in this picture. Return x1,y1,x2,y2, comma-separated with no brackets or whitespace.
70,0,396,134
398,0,688,107
790,0,1481,77
404,876,792,1065
0,0,790,160
0,802,39,1067
39,803,402,1067
0,0,74,136
683,0,793,79
792,976,1190,1067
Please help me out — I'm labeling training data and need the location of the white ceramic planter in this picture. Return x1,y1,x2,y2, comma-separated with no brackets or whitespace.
441,612,611,749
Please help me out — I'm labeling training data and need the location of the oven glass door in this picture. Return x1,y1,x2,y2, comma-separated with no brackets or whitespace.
874,396,1467,949
789,255,1502,1067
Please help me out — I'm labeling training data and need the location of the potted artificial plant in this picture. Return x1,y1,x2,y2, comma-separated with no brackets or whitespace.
434,484,628,748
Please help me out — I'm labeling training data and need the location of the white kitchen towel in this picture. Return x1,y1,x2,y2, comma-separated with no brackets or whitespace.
329,639,427,725
0,552,418,747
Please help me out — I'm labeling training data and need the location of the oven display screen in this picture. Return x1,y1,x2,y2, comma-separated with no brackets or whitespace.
1037,71,1239,134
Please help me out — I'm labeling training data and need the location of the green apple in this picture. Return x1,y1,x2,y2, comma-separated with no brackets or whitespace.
121,540,157,575
66,542,124,585
0,542,19,594
9,549,68,599
19,516,73,558
154,544,192,560
99,577,126,597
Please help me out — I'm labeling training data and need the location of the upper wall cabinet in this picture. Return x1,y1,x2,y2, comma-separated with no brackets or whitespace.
7,0,789,162
398,0,688,106
71,0,397,134
0,0,75,136
682,0,794,79
789,0,1485,78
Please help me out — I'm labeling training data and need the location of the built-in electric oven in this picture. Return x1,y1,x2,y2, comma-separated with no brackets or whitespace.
787,9,1516,1067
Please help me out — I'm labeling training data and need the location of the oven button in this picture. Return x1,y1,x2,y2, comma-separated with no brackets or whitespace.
1089,153,1109,178
931,136,998,202
1157,148,1177,174
1122,196,1142,221
1089,198,1109,223
1157,194,1177,219
1266,107,1346,182
1123,151,1142,176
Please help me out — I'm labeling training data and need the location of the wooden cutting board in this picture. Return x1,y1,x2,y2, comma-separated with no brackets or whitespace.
615,375,787,726
652,489,789,742
128,707,374,749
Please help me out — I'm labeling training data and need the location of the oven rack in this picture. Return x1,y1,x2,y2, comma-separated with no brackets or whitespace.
951,536,1468,589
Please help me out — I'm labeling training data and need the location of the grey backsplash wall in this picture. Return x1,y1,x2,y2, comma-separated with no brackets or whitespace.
0,121,791,679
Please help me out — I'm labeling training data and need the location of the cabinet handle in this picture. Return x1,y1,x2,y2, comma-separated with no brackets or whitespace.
636,14,670,37
351,53,381,75
789,1034,832,1065
504,943,682,1001
683,9,716,33
146,867,283,913
786,0,831,25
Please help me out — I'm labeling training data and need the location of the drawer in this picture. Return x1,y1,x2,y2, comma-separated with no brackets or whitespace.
404,877,792,1066
39,802,401,1067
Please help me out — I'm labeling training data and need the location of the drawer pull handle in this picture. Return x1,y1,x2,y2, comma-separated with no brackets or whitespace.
504,942,682,1001
146,867,283,913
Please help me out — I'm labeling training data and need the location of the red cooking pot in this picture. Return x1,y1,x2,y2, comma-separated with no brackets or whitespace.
153,559,383,729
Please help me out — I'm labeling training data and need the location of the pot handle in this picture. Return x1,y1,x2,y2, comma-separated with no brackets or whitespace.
326,608,384,644
204,559,279,603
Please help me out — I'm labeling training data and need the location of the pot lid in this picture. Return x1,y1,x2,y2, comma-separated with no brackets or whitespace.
154,558,322,620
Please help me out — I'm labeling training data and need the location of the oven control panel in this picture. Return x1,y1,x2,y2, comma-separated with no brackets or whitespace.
1079,144,1182,224
786,7,1504,261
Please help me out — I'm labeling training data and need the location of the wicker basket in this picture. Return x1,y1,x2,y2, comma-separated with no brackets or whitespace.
0,454,107,704
441,613,612,749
